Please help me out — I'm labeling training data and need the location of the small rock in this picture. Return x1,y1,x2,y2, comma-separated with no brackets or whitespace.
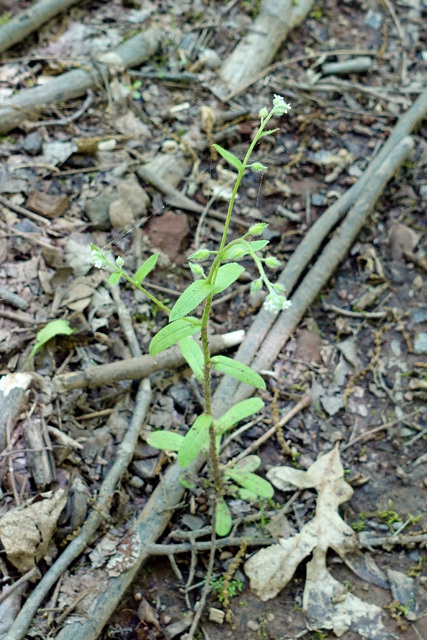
414,333,427,354
365,9,383,29
312,193,327,206
132,458,158,479
146,210,189,263
169,383,191,411
22,130,43,156
411,306,427,323
181,514,205,531
246,620,259,631
26,190,69,219
129,476,145,489
246,187,258,199
85,193,112,230
109,198,135,229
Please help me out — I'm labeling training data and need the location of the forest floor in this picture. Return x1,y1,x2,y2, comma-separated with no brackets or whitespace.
0,1,427,639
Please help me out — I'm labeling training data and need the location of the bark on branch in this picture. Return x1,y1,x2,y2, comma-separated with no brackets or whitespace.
0,28,160,134
0,0,83,56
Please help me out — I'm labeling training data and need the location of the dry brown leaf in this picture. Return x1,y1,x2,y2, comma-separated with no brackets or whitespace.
0,490,66,573
245,447,394,639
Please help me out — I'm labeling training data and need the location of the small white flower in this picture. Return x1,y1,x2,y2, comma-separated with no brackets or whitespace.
272,95,291,116
259,107,268,119
91,249,106,269
116,256,124,268
263,293,292,313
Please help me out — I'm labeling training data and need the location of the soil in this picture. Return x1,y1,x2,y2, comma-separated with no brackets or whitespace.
0,1,427,640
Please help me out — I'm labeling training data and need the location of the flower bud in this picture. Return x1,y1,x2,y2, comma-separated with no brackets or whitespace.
251,278,263,293
188,249,211,262
264,255,281,269
189,262,205,277
259,107,268,119
248,223,268,236
116,256,124,268
250,162,267,172
272,282,285,293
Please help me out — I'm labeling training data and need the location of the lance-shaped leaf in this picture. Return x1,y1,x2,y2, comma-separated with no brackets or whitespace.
215,398,265,435
211,355,265,389
178,414,212,468
226,467,274,499
179,336,204,383
133,253,158,285
147,431,184,451
149,318,201,356
170,279,212,322
212,144,243,172
212,263,245,295
109,271,121,286
216,498,232,537
221,240,269,261
24,319,76,370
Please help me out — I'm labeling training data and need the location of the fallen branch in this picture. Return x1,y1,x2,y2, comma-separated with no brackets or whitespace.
53,330,244,392
214,0,314,98
0,0,83,56
0,28,160,134
227,136,414,407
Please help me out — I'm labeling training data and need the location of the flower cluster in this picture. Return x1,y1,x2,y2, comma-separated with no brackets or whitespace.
91,247,106,269
263,292,292,314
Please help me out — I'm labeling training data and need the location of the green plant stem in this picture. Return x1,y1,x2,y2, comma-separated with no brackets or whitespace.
217,112,274,254
200,292,223,493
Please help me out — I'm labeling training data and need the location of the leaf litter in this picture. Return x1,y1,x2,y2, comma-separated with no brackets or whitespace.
245,446,395,639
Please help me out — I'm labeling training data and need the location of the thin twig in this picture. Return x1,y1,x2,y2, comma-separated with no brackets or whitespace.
184,499,217,640
341,409,426,451
0,568,39,606
232,393,311,464
0,194,50,226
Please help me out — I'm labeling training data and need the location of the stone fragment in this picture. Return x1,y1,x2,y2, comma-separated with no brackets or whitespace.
146,210,189,263
26,190,69,219
22,130,43,156
109,198,135,229
414,333,427,354
85,193,112,230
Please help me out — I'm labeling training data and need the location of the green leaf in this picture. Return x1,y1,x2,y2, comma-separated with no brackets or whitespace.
215,398,265,435
179,337,204,383
225,468,274,498
170,279,212,322
248,240,269,252
212,263,245,295
149,318,201,356
146,431,184,451
211,355,265,389
109,271,121,286
24,319,76,370
212,144,243,172
178,414,212,468
233,455,262,473
216,499,232,536
239,488,258,501
133,254,158,285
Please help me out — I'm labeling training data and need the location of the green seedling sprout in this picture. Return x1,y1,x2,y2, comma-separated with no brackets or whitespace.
91,95,292,536
23,319,76,371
